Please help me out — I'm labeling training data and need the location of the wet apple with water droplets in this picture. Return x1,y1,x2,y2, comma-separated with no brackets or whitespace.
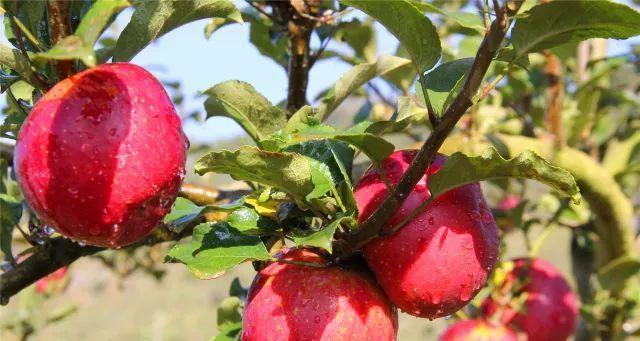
355,150,499,319
14,63,188,248
242,249,398,341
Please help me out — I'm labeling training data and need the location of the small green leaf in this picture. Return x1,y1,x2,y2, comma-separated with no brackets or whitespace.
365,96,428,135
35,36,96,67
317,55,412,120
114,0,243,61
598,256,640,291
204,80,288,144
195,146,316,202
511,1,640,57
245,10,288,68
0,194,21,260
166,222,270,279
333,18,377,62
342,0,440,72
217,296,242,330
293,215,355,253
164,197,205,232
0,45,39,87
429,148,581,204
204,17,238,39
417,58,474,118
212,322,242,341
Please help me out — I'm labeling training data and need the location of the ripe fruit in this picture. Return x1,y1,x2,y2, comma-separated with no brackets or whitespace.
241,249,398,341
439,319,518,341
14,63,188,248
355,150,499,318
481,258,579,341
35,267,68,294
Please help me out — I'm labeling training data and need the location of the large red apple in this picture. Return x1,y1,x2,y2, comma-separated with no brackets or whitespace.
14,63,188,248
355,150,499,318
481,258,579,341
439,319,518,341
241,249,398,341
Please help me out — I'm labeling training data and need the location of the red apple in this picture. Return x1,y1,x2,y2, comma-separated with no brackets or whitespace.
481,258,579,341
439,319,518,341
14,63,188,248
35,266,68,294
355,150,499,318
241,249,398,341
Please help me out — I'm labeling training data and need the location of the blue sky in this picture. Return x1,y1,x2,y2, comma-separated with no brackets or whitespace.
2,2,638,144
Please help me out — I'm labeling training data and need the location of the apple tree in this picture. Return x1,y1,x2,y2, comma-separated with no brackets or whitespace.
1,0,640,340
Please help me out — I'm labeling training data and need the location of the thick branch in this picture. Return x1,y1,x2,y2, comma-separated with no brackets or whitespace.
46,0,74,80
0,185,247,305
333,1,520,259
543,51,564,147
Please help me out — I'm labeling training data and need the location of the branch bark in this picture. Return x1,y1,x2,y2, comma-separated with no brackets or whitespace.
46,0,74,81
0,185,247,305
273,0,320,114
543,51,564,147
333,1,522,260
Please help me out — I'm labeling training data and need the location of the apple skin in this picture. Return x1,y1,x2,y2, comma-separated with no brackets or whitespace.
355,150,499,318
439,319,518,341
14,63,188,248
241,249,398,341
481,258,579,341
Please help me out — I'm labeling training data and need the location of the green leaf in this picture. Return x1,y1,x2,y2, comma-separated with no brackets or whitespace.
292,215,355,253
203,80,288,144
35,36,97,67
204,17,238,39
74,0,130,47
114,0,243,61
34,0,129,67
342,0,440,72
0,45,39,87
410,1,484,34
511,1,640,57
212,322,242,341
417,58,474,118
429,148,581,204
598,256,640,291
217,296,242,330
195,146,316,202
166,222,270,279
164,197,205,232
245,10,288,68
317,55,412,120
365,96,428,135
262,123,395,164
333,18,377,62
0,195,21,259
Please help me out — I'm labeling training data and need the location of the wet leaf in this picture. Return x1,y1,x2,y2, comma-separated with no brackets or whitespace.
166,222,270,279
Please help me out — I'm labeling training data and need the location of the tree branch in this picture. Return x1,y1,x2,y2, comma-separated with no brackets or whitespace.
274,0,321,114
542,51,564,147
333,0,522,260
46,0,74,81
0,185,247,305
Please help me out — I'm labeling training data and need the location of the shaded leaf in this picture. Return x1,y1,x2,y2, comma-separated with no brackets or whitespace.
166,222,270,279
204,80,287,144
212,322,242,341
217,296,242,330
317,55,412,120
0,194,21,259
292,215,355,253
411,1,484,34
342,0,440,72
0,44,39,87
365,96,428,135
417,58,474,118
429,148,581,204
164,197,205,232
511,1,640,57
114,0,242,61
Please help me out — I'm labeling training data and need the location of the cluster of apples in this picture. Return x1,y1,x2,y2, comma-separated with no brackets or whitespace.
15,63,578,340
